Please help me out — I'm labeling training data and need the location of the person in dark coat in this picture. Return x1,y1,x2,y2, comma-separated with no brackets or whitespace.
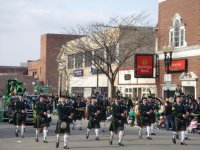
172,96,189,145
13,94,29,138
33,95,49,143
55,95,73,149
109,98,126,146
86,98,101,140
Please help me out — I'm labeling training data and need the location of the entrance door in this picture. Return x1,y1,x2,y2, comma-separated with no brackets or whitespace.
183,86,195,97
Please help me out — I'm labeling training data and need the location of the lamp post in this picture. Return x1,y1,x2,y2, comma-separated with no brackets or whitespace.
163,44,174,73
162,44,174,98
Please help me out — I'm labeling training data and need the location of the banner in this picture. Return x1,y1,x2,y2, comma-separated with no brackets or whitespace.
135,54,154,78
169,59,187,72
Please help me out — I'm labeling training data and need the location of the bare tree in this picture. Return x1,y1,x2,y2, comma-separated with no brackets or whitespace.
64,13,155,98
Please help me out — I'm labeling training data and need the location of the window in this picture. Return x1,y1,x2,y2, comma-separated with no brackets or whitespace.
94,49,104,65
169,14,186,48
85,51,92,67
68,54,74,69
75,53,83,68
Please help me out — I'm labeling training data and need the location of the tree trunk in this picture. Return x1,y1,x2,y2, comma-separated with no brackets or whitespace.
110,80,116,98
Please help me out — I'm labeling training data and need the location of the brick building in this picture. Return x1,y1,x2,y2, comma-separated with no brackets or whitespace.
156,0,200,98
28,34,82,95
0,66,35,96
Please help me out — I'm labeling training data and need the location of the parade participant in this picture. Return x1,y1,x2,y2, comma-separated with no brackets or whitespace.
140,98,153,140
172,96,188,145
65,97,74,130
14,94,29,138
147,96,159,135
86,98,101,140
33,95,49,143
55,95,73,149
109,98,126,146
74,97,86,130
98,97,109,132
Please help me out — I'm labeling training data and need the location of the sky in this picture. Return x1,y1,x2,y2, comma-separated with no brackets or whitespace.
0,0,158,66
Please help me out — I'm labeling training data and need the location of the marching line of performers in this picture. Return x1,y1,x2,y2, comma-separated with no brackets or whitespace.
12,94,200,149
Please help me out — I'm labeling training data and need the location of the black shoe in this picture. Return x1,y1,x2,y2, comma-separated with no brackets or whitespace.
35,138,39,142
102,130,105,132
109,140,112,145
172,137,176,144
95,136,100,141
180,142,187,145
79,127,83,130
86,134,89,139
43,140,48,143
64,145,69,149
21,135,24,138
15,131,19,137
185,137,190,140
56,141,59,148
147,137,152,140
118,143,124,146
151,133,156,135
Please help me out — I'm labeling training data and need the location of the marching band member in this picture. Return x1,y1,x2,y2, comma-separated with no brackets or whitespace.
109,98,126,146
14,94,29,138
33,95,49,143
172,96,188,145
86,98,101,140
55,95,74,149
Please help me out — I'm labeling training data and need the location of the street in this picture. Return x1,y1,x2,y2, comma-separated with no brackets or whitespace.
0,116,200,150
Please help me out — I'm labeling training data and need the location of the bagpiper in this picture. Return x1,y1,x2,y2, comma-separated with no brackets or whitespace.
138,98,153,140
13,94,29,138
172,96,189,145
86,98,101,140
55,95,74,149
33,95,50,143
109,98,126,146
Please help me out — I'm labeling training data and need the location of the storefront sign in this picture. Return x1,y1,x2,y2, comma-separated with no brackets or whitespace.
134,54,154,78
90,67,103,74
73,69,83,77
169,59,187,72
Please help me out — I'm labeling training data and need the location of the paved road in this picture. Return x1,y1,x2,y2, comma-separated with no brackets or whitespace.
0,116,200,150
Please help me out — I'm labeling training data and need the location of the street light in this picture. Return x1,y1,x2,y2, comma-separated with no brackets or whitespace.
163,44,174,73
162,43,174,98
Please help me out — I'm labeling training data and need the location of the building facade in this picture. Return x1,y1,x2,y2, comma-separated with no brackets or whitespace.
0,66,35,95
58,26,156,98
156,0,200,98
28,34,82,94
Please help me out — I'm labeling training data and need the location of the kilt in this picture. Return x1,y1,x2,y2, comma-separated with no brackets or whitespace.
55,120,70,134
87,116,100,129
33,115,49,128
109,118,125,132
14,112,26,125
174,117,186,132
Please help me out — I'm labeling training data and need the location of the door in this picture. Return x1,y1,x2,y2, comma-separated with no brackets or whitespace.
183,86,195,97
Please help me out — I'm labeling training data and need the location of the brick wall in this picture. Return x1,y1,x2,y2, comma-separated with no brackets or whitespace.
157,0,200,50
157,0,200,98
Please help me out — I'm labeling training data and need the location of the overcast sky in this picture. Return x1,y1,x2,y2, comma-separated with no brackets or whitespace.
0,0,158,66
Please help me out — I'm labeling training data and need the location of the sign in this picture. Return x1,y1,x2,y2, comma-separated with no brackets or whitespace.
169,59,187,72
134,54,154,78
90,67,103,74
73,69,83,77
164,74,171,82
